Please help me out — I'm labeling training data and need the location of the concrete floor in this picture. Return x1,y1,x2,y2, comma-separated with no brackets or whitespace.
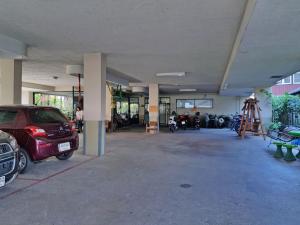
1,129,300,225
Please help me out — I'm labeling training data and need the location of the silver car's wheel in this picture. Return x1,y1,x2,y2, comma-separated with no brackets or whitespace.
19,149,30,174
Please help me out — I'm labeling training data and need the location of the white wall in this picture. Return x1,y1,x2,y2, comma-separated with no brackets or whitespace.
255,89,272,128
21,90,33,105
161,93,243,116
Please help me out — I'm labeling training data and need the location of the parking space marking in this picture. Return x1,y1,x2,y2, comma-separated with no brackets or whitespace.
0,156,97,201
17,177,43,182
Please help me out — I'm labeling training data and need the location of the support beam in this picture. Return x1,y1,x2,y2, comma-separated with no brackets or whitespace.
0,34,27,58
0,59,22,105
148,84,159,134
219,0,257,92
22,82,55,91
83,53,106,156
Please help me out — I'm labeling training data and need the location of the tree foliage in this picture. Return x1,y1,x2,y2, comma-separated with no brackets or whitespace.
272,93,300,125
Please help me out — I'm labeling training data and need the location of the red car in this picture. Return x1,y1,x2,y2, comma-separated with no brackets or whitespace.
0,105,79,173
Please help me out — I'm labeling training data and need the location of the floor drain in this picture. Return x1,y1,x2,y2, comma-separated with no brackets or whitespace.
180,184,192,188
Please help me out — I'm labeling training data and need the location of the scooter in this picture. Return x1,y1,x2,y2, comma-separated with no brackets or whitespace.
168,115,177,133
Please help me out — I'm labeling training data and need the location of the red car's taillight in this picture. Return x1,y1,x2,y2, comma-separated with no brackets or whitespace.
25,126,47,138
69,122,76,132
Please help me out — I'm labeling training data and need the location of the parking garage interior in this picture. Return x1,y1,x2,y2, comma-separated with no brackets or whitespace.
1,0,300,225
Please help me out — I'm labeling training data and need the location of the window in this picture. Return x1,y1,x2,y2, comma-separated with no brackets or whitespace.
29,109,68,124
129,98,139,119
160,97,170,104
282,76,292,84
177,99,194,109
116,101,128,114
33,92,73,119
144,97,149,111
0,110,17,124
195,99,213,108
277,76,292,85
176,99,213,109
293,72,300,84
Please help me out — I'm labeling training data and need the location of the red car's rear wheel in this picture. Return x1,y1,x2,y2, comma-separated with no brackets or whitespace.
56,151,74,160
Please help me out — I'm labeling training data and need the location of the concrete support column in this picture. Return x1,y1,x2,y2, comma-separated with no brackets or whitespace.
149,84,159,133
139,96,145,125
255,88,272,129
0,59,22,105
83,53,106,156
21,90,33,105
106,85,112,122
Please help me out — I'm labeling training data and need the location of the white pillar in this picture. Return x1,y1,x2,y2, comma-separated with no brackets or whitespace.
139,96,145,125
21,90,33,105
0,59,22,105
106,85,112,122
255,88,272,129
149,84,159,133
83,53,106,156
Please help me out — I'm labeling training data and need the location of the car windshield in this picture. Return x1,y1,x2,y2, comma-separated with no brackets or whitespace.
0,110,18,124
29,108,68,124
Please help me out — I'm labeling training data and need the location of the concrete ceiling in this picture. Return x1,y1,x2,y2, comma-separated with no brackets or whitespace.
0,0,247,94
0,0,299,95
221,0,300,96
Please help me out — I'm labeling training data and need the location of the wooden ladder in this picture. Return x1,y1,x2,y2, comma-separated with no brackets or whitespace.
238,98,266,140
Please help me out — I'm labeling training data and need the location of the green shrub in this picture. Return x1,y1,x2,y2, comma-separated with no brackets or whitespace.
272,93,300,125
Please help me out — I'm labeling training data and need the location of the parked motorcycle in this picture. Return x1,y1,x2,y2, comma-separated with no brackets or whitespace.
208,114,218,128
217,115,231,128
194,112,201,130
168,115,177,133
230,113,242,133
177,114,189,130
176,113,201,130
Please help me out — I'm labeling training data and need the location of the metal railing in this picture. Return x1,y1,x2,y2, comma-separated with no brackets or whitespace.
288,112,300,127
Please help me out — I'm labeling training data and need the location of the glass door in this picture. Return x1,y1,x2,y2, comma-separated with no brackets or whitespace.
159,97,170,125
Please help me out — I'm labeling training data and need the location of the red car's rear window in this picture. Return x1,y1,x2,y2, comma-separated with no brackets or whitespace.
0,110,18,124
29,108,68,124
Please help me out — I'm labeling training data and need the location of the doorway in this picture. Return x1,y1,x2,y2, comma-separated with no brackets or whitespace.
159,97,170,125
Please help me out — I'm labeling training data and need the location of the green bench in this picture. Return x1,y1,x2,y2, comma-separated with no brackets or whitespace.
283,144,298,161
272,142,299,161
273,142,285,158
272,130,300,161
288,130,300,159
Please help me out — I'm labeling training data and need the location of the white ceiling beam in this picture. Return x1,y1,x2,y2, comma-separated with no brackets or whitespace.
0,33,27,58
22,82,55,91
219,0,257,93
128,82,149,87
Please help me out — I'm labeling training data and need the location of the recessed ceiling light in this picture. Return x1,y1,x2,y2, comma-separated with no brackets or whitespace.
156,72,186,77
179,89,196,92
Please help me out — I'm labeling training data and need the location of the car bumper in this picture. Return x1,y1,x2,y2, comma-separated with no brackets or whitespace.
29,133,79,161
0,151,19,186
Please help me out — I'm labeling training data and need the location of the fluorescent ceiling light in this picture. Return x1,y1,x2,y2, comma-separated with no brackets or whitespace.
179,89,196,92
156,72,186,77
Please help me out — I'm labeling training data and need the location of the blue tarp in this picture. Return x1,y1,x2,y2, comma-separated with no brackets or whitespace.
291,139,300,145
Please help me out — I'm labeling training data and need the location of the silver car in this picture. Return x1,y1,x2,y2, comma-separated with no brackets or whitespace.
0,130,19,188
